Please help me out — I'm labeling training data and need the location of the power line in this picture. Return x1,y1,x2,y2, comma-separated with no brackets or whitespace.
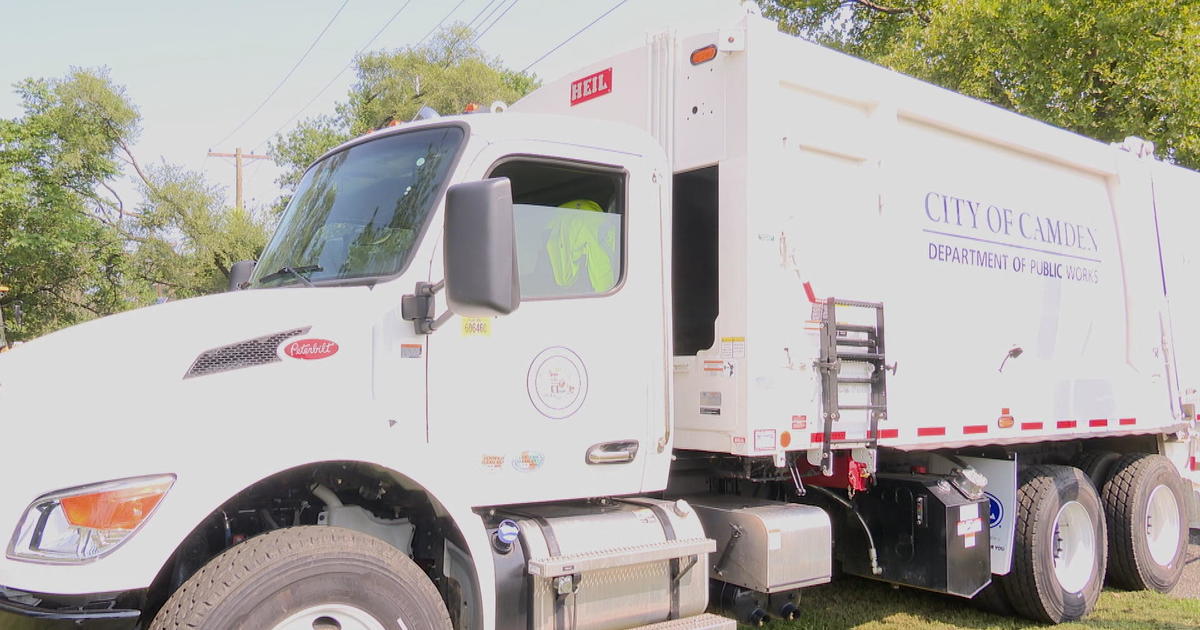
465,0,504,33
257,0,416,151
472,0,521,44
211,0,350,149
521,0,630,74
414,0,470,48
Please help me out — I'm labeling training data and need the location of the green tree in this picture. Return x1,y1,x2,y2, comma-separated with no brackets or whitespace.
1,68,268,341
127,163,270,297
270,25,539,196
760,0,1200,168
0,69,137,339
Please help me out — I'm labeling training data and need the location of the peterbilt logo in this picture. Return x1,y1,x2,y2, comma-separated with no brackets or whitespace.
570,68,612,106
283,339,339,360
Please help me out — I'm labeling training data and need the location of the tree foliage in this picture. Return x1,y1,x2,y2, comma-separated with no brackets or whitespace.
0,68,268,341
270,25,539,197
760,0,1200,168
130,164,269,297
0,70,138,337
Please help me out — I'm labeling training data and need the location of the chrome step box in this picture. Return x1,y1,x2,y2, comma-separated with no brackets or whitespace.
508,498,713,630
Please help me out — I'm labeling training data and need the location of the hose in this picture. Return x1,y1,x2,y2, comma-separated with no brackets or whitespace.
807,485,883,575
309,484,343,509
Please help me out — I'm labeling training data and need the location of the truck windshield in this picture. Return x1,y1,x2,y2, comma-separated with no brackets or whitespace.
251,125,464,287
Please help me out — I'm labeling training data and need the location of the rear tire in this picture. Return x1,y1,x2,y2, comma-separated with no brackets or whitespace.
999,465,1106,623
970,580,1013,616
1073,450,1122,489
149,526,452,630
1101,453,1190,592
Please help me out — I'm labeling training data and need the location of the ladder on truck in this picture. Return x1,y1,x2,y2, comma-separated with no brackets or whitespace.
810,287,892,477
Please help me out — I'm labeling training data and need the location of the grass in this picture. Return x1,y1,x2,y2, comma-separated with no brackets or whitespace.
740,577,1200,630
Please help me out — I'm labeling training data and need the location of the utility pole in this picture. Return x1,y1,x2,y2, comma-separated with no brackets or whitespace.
207,147,271,210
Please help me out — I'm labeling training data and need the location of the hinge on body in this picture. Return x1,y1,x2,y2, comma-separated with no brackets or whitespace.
402,280,452,335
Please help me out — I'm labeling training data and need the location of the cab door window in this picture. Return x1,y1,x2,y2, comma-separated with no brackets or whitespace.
489,160,625,299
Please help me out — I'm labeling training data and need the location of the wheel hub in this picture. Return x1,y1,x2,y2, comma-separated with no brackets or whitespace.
273,604,388,630
1050,500,1096,593
1145,483,1182,566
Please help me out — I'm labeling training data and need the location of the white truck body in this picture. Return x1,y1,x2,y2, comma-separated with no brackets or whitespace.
1,5,1197,630
514,11,1200,466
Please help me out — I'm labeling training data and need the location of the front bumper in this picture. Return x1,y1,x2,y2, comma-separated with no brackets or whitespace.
0,587,141,630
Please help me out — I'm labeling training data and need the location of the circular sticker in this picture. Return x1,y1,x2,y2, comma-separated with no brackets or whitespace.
526,347,588,419
985,491,1003,528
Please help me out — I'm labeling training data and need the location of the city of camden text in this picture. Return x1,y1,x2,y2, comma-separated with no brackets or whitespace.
924,192,1099,253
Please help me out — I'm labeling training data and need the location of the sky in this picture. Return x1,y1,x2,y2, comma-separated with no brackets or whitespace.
0,0,752,213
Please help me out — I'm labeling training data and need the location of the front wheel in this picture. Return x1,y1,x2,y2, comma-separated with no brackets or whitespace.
999,465,1106,623
150,526,452,630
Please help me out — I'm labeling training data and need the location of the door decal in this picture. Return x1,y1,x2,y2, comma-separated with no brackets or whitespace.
527,346,589,419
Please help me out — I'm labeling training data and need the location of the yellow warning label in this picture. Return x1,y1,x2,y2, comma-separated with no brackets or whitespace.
461,317,492,337
719,336,746,359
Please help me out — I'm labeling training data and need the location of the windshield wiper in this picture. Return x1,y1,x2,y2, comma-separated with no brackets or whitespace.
257,265,323,287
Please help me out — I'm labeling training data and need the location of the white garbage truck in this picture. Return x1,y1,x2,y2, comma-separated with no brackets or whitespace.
2,6,1198,630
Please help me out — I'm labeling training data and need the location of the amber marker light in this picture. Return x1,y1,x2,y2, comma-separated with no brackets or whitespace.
998,408,1015,429
780,431,792,448
61,477,174,531
690,44,718,65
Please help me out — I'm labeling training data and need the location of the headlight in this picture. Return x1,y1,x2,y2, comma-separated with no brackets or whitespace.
7,474,175,564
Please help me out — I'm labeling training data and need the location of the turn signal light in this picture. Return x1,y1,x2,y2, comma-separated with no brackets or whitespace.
61,478,173,530
690,44,718,65
998,408,1015,429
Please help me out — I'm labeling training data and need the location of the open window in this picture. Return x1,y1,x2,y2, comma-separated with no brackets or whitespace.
489,159,626,299
673,165,719,355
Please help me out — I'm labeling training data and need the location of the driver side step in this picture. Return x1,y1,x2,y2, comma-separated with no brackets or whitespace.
527,537,715,577
635,613,736,630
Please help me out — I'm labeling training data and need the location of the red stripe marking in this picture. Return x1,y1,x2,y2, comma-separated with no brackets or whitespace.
917,427,946,437
1021,421,1043,431
963,425,989,435
1057,420,1077,429
869,428,899,439
1191,457,1199,471
810,431,847,443
1119,418,1136,426
1089,419,1108,428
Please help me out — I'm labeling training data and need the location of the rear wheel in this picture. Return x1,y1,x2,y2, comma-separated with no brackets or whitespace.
998,465,1105,623
1101,453,1190,592
1072,450,1121,489
970,580,1013,616
150,526,452,630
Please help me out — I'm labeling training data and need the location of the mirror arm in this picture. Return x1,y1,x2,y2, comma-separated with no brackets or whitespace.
402,280,453,335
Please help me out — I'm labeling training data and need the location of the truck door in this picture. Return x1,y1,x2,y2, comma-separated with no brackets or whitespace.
427,148,669,505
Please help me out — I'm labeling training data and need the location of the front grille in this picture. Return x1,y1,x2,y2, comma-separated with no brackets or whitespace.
184,327,309,379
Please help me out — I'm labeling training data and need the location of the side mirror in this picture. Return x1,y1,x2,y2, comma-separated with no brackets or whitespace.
444,178,520,317
228,260,256,292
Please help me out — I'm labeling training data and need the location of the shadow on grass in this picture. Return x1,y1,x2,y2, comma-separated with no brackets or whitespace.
741,576,1200,630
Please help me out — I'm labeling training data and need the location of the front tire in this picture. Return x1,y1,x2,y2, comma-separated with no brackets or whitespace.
150,526,452,630
999,465,1106,623
1102,453,1190,592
